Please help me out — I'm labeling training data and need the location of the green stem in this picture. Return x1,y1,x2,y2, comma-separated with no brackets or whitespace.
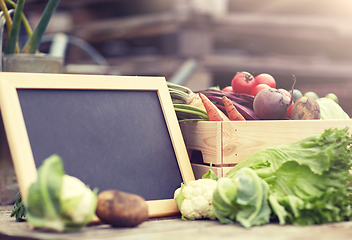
4,0,24,54
5,0,32,37
0,0,20,52
22,0,60,54
0,0,12,33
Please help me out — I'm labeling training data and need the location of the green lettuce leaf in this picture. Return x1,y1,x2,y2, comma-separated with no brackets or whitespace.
226,127,352,225
25,154,65,231
202,163,219,181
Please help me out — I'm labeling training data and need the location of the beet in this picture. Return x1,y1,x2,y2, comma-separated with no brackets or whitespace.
253,88,291,120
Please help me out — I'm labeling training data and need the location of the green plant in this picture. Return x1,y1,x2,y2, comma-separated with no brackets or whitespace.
0,0,60,54
26,154,98,232
10,192,26,222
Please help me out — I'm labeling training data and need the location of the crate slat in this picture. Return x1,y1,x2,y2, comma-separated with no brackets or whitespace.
181,120,352,178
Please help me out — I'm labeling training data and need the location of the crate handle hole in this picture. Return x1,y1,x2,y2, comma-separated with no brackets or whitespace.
189,150,204,165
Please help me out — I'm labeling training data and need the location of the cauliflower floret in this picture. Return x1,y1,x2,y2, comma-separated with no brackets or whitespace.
174,178,218,220
61,175,97,225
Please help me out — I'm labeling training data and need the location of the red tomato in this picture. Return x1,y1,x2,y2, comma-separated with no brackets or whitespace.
254,73,276,88
222,86,234,93
231,72,256,94
250,83,271,96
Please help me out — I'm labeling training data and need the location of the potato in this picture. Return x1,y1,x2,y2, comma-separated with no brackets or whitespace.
290,96,320,120
96,190,149,227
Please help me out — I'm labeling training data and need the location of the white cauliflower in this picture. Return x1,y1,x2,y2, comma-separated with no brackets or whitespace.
61,175,97,225
174,178,218,220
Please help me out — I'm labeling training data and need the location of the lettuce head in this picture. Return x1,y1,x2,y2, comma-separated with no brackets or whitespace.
226,127,352,225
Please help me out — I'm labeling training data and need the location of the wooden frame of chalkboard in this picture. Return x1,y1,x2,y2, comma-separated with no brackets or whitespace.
0,72,195,218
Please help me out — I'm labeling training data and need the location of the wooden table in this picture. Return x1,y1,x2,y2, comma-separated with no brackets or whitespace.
1,205,352,240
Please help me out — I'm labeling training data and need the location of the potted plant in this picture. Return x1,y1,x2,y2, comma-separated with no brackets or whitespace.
0,0,62,73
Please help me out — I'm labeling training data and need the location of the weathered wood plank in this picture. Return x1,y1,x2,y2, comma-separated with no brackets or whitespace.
203,54,352,79
70,11,190,43
181,120,352,167
2,206,352,240
211,13,352,41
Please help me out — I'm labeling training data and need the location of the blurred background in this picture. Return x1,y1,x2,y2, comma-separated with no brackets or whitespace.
18,0,352,115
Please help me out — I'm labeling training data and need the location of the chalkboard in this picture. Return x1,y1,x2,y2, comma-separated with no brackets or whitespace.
0,72,195,218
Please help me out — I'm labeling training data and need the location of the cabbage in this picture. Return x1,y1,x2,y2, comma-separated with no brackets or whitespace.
226,127,352,225
25,154,97,232
212,168,271,228
316,97,350,119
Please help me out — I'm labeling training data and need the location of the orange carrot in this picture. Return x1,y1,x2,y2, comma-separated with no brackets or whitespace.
199,93,225,121
222,96,246,121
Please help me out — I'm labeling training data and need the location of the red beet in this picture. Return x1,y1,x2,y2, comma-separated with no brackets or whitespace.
253,88,291,120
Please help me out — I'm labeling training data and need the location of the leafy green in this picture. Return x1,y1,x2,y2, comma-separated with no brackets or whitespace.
25,154,97,232
26,154,64,231
10,192,25,222
212,168,271,228
202,163,219,181
226,127,352,225
317,97,350,120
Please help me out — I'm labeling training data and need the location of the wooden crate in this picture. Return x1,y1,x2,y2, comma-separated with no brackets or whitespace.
180,120,352,179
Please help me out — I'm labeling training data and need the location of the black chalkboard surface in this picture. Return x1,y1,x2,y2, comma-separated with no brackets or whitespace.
18,89,183,201
0,72,194,218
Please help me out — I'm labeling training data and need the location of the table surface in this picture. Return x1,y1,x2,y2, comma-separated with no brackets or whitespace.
1,205,352,240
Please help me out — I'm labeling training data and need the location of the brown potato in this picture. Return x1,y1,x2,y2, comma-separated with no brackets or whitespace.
96,190,149,227
290,96,320,120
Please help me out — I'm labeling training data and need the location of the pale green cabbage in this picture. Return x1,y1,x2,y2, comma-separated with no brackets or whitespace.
25,154,97,232
212,168,271,228
317,97,350,119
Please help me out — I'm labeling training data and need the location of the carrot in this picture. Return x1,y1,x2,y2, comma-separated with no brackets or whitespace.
199,93,225,121
222,96,246,121
188,92,230,121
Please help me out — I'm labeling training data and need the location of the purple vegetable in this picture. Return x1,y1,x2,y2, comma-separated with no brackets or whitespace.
253,88,291,120
196,88,259,120
196,89,254,108
213,100,259,121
